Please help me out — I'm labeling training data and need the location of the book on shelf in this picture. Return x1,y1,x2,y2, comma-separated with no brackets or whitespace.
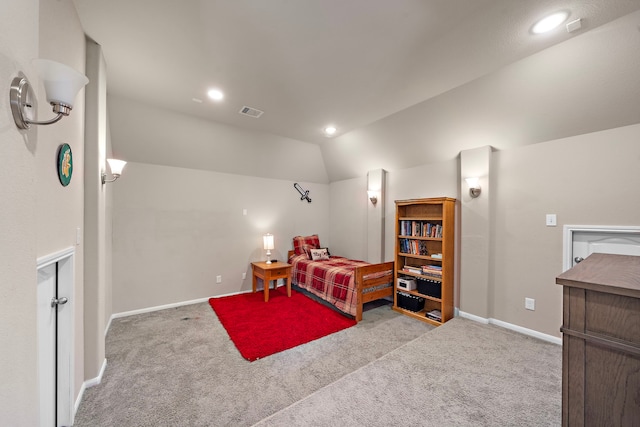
421,265,442,275
400,220,443,238
403,266,422,275
399,238,429,256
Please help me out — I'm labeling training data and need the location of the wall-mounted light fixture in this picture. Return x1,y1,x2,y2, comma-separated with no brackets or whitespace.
263,233,275,264
465,177,481,198
102,159,127,184
10,59,89,130
367,190,378,206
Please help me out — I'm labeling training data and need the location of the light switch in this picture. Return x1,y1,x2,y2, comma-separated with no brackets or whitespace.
525,298,535,311
545,214,557,227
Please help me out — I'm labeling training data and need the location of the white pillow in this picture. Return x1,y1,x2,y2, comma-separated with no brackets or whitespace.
309,247,330,261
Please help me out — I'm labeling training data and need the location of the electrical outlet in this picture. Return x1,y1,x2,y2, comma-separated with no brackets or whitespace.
242,272,246,280
525,297,535,311
216,275,222,284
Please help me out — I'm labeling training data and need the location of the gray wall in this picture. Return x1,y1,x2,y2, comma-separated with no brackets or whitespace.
328,176,368,261
326,123,640,339
83,40,110,382
490,123,640,337
0,0,89,422
38,0,89,402
0,1,39,424
112,162,330,313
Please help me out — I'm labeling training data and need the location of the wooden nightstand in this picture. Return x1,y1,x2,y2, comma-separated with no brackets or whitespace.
251,261,292,302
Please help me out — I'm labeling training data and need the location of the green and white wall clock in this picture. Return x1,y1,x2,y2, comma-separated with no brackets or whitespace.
57,143,73,186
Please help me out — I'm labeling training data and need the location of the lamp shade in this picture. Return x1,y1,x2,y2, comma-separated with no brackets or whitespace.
263,233,274,250
465,177,480,188
33,59,89,108
107,158,127,176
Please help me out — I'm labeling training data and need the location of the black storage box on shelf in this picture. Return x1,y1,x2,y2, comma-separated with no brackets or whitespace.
397,292,425,312
417,278,442,299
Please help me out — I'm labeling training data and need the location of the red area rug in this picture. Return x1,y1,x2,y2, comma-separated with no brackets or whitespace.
209,288,356,361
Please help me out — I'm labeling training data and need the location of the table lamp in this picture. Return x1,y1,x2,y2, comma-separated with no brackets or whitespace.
263,233,274,264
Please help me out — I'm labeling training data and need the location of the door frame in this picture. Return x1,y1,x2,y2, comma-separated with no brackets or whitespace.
562,225,640,271
37,247,75,427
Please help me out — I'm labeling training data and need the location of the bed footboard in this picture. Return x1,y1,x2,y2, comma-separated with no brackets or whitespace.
354,261,395,322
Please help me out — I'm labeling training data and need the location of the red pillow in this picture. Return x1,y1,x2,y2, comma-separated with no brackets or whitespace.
293,234,321,257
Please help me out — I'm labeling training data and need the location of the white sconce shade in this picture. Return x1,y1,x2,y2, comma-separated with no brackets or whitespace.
34,59,89,108
107,159,127,176
367,190,379,205
263,233,274,264
465,177,481,198
10,59,89,130
102,159,127,184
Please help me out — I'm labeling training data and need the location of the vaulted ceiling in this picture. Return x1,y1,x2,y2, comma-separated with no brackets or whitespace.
73,0,640,181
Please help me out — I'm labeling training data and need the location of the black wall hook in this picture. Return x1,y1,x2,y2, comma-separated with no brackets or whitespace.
294,183,312,203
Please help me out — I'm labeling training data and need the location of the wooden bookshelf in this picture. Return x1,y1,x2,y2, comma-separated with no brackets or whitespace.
393,197,456,326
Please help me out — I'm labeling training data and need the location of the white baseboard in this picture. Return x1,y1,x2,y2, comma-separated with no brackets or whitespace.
83,358,107,389
457,310,489,324
108,290,255,331
110,296,213,320
76,358,107,417
457,310,562,345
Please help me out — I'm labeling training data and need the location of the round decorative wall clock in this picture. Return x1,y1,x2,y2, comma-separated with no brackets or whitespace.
57,143,73,186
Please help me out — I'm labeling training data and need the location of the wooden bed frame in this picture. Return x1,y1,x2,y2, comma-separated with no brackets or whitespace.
287,250,394,322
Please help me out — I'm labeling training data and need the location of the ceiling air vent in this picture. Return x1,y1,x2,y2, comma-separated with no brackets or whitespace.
239,106,264,118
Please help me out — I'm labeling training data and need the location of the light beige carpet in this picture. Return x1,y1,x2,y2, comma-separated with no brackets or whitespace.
73,301,434,426
255,317,562,426
74,301,561,426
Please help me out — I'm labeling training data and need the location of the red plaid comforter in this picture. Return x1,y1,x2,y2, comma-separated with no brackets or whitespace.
289,254,369,317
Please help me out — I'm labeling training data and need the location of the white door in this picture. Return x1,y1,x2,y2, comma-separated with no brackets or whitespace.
565,226,640,269
37,264,57,427
37,249,74,427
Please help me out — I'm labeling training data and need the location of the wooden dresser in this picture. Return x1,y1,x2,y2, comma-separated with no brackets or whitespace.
556,253,640,426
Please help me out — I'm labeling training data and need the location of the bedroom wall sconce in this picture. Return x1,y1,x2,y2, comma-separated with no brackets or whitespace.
10,59,89,130
367,190,378,206
465,177,481,198
263,233,274,264
102,159,127,184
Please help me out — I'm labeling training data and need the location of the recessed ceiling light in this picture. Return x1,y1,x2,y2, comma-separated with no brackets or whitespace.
207,88,224,101
324,126,337,136
532,11,569,34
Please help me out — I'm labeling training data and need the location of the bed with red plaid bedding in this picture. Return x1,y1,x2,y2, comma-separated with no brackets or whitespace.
288,253,394,321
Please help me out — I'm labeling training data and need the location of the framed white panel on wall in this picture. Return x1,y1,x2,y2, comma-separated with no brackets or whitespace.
562,225,640,271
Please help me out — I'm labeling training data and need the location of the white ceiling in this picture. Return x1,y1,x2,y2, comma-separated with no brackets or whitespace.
73,0,640,146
